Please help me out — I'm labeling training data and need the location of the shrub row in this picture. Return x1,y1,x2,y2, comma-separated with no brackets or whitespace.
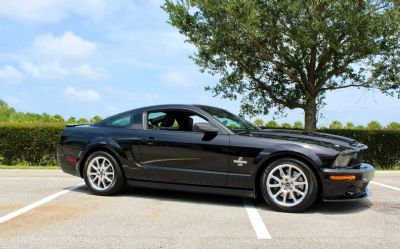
319,129,400,169
0,124,399,168
0,124,64,166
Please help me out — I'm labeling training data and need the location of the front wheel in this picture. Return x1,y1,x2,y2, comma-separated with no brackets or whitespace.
83,151,125,195
260,158,318,212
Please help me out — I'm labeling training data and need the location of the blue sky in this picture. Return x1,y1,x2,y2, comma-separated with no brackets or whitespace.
0,0,399,127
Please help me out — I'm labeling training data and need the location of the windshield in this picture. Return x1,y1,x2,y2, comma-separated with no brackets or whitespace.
199,106,260,134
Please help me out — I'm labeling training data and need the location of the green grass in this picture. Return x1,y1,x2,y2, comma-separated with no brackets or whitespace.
0,165,60,169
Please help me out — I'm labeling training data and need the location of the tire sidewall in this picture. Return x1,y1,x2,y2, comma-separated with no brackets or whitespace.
83,151,125,196
260,158,318,212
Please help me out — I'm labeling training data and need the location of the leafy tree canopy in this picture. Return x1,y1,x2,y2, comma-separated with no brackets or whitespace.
164,0,400,131
253,118,264,127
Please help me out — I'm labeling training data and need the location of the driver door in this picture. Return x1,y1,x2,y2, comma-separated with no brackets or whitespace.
138,109,230,187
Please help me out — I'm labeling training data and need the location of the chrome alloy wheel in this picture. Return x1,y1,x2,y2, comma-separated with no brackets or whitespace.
266,164,309,207
86,156,115,191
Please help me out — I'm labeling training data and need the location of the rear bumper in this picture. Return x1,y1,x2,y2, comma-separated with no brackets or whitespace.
57,145,81,177
319,163,375,201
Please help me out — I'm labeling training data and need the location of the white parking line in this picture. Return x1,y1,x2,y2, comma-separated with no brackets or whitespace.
0,182,84,223
371,181,400,192
243,200,272,239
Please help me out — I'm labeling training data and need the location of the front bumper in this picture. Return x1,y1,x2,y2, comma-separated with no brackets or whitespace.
319,163,375,201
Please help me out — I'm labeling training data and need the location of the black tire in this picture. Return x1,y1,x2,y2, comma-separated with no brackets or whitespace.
260,158,318,212
83,151,126,196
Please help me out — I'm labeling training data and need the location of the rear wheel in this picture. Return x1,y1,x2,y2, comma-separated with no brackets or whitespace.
83,151,125,195
260,158,318,212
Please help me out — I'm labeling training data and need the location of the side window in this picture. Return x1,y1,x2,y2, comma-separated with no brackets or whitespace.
107,115,132,128
190,115,209,127
146,110,215,132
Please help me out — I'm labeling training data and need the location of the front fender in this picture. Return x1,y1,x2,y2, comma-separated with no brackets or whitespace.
254,143,323,171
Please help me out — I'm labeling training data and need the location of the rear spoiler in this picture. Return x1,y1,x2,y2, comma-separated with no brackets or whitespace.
66,123,91,127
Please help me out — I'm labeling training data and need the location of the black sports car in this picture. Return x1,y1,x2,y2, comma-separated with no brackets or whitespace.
58,104,375,212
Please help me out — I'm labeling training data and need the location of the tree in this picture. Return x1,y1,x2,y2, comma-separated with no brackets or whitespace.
253,118,264,127
293,121,303,129
367,120,382,130
91,115,103,123
0,100,16,122
386,122,400,130
77,118,89,124
355,125,365,130
266,120,279,128
344,122,355,129
67,117,77,123
163,0,400,131
281,122,292,129
330,120,343,129
53,114,65,123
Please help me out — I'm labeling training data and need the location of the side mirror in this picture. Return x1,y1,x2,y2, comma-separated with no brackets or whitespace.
193,123,219,134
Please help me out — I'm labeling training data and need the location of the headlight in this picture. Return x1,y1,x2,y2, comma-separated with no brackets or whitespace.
333,153,356,168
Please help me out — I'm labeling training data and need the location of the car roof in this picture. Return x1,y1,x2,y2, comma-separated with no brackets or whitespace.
97,104,209,124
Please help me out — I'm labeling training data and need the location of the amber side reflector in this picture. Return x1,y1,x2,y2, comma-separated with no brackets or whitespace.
329,175,356,181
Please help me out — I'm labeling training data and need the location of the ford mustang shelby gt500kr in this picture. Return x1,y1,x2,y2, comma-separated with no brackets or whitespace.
58,104,375,212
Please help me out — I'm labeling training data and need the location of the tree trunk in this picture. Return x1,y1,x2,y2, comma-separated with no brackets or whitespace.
304,97,317,132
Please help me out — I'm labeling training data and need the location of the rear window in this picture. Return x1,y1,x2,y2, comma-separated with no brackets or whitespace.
106,115,132,128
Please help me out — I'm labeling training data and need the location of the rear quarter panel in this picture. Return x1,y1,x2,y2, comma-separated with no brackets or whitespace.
58,126,145,180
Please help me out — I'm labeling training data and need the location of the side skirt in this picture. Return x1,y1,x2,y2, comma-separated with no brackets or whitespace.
126,179,255,198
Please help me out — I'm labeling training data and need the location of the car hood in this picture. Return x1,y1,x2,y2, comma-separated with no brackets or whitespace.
249,129,367,152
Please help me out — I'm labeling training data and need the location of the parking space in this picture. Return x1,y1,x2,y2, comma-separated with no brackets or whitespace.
0,170,399,249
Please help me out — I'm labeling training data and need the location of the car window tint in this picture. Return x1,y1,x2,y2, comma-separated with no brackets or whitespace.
147,110,212,132
108,115,132,128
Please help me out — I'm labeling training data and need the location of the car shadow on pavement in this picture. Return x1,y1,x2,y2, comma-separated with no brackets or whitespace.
72,185,244,208
253,196,373,215
71,185,373,214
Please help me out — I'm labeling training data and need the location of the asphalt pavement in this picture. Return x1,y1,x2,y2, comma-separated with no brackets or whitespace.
0,170,399,249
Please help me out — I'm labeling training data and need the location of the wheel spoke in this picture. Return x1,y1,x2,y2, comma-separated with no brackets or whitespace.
282,191,287,203
278,168,286,178
290,191,297,202
105,163,112,170
288,166,292,178
269,183,280,188
292,172,301,181
294,181,307,186
293,188,305,196
273,189,284,198
271,175,282,183
104,176,113,182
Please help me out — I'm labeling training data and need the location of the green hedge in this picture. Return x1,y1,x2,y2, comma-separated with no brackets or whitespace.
0,124,64,166
0,124,399,168
320,129,400,169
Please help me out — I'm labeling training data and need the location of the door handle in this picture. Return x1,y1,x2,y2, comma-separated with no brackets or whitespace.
145,137,157,145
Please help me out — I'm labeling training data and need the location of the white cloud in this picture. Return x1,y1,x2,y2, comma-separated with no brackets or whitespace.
74,64,108,80
160,72,192,87
64,86,101,102
32,31,96,62
0,0,106,23
21,61,68,79
0,65,23,84
20,31,107,80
